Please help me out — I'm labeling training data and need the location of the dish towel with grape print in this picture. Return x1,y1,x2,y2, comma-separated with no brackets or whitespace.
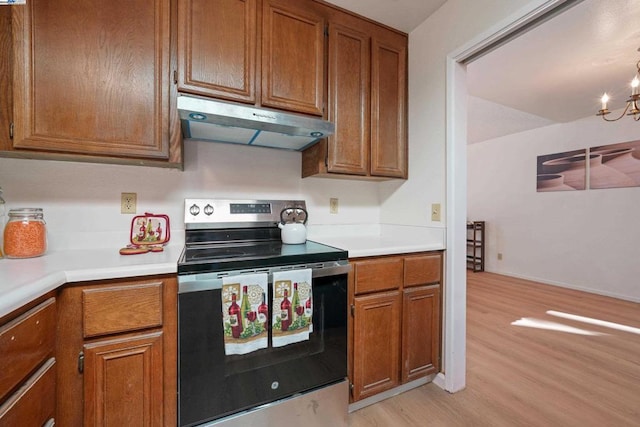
221,273,269,355
272,269,313,348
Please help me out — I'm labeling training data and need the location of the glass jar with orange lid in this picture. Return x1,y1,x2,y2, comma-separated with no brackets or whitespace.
3,208,47,258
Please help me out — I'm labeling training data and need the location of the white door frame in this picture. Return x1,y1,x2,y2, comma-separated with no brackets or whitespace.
437,0,577,393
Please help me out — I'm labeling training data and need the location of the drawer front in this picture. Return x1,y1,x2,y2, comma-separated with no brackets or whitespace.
0,357,56,425
0,298,56,402
404,253,442,287
83,281,163,338
353,257,403,295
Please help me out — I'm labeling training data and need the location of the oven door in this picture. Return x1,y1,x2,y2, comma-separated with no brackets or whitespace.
178,265,349,427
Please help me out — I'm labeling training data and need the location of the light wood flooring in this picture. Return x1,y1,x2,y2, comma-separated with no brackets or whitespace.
348,272,640,426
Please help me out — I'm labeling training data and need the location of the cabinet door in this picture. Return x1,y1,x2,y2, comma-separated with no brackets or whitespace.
178,0,257,103
0,297,55,403
0,357,56,426
262,0,325,115
402,285,440,383
370,37,407,178
12,0,171,159
352,291,401,401
0,7,11,151
83,332,164,427
326,23,370,175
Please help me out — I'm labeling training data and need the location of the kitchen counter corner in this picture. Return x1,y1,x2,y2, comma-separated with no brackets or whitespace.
0,244,183,318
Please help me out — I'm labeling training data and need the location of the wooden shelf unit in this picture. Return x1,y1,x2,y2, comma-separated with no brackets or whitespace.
466,221,485,272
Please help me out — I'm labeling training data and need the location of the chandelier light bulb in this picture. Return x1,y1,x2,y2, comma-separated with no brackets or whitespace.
632,76,639,95
600,93,609,110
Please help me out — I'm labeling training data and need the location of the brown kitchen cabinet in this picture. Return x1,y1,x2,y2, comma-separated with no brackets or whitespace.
302,11,407,179
352,290,402,401
402,285,440,383
56,276,177,426
4,0,182,168
349,251,442,403
178,0,325,116
177,0,257,103
0,295,57,426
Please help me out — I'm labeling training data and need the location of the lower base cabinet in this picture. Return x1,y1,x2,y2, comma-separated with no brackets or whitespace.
56,276,177,426
0,358,56,426
402,285,440,383
349,251,442,403
352,291,402,401
83,332,164,426
0,295,57,426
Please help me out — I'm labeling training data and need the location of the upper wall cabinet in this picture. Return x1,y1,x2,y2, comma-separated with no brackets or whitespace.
370,36,407,178
178,0,325,116
177,0,257,103
4,0,182,167
302,11,407,180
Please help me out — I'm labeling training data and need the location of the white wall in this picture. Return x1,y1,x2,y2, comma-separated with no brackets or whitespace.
0,0,541,245
0,141,380,250
400,0,542,392
380,0,533,226
468,113,640,302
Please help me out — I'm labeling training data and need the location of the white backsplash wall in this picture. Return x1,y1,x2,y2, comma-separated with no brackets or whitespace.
0,140,380,250
468,112,640,302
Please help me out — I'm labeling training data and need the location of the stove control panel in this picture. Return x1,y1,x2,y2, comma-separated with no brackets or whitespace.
230,202,271,214
184,199,306,228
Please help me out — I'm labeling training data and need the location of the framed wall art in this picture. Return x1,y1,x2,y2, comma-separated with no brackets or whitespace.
536,149,587,192
589,139,640,189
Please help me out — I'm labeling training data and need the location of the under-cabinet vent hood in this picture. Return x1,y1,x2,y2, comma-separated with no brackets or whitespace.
177,95,334,151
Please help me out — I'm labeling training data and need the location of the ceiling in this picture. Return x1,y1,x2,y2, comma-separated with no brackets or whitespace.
466,0,640,143
326,0,640,144
323,0,446,33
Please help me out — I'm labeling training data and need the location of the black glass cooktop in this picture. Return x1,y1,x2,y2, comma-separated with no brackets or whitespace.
178,240,348,275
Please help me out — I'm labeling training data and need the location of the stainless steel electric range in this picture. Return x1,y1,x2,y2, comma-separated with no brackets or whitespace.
177,199,350,427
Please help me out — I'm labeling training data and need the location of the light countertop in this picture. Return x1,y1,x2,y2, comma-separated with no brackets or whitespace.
0,244,184,318
0,224,445,318
308,224,446,258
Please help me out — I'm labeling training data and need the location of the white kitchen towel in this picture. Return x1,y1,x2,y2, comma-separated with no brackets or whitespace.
221,273,269,355
272,269,313,348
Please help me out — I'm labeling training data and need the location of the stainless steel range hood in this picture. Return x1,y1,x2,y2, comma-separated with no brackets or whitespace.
177,95,334,151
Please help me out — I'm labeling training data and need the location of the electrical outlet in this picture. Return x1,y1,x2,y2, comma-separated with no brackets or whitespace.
329,198,339,214
498,253,503,260
431,203,441,221
121,192,137,214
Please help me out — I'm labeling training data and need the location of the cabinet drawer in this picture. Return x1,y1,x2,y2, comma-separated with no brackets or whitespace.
83,281,163,338
404,253,442,287
353,257,403,294
0,298,56,402
0,357,56,426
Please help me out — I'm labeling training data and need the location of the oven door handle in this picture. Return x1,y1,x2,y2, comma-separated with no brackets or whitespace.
310,262,351,278
178,261,351,293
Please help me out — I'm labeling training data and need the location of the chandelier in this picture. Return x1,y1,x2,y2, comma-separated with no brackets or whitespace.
597,59,640,121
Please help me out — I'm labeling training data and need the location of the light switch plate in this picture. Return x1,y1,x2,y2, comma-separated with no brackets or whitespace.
330,198,339,214
431,203,441,221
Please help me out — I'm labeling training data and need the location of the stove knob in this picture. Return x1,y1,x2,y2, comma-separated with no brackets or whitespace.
189,204,200,216
204,204,214,216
